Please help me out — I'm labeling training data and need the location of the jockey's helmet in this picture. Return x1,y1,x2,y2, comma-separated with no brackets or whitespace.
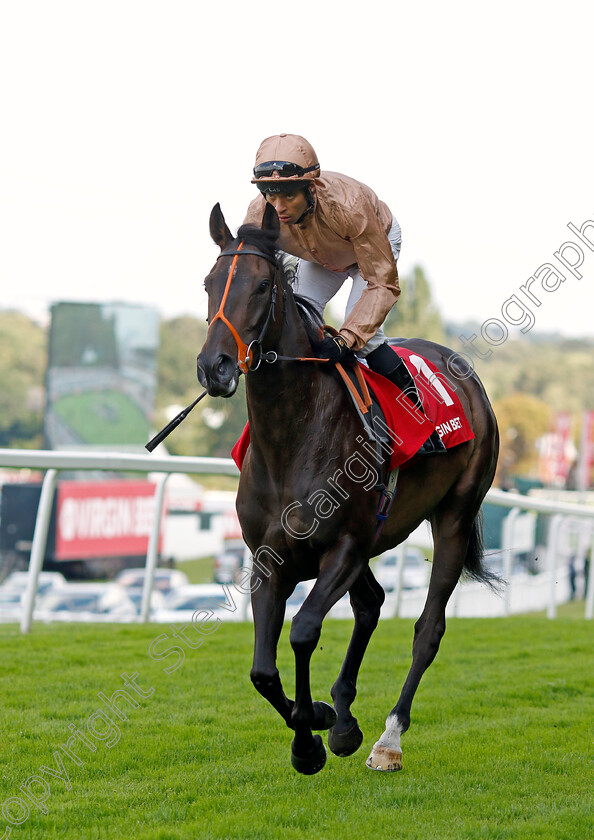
251,134,320,192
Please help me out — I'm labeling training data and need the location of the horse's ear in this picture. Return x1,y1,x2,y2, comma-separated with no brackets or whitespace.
209,203,234,250
262,201,280,236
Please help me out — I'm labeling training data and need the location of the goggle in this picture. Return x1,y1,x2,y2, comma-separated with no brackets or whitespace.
253,160,319,179
256,182,307,196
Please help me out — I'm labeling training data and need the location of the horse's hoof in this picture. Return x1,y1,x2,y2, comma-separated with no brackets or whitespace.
365,744,403,772
291,734,327,775
328,719,363,757
312,701,338,730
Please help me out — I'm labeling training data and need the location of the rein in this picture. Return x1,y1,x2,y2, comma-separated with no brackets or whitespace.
211,242,329,373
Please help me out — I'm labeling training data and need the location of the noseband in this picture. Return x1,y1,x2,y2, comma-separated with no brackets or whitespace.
210,241,280,373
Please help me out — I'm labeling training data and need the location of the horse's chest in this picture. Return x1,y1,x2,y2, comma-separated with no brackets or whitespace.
237,457,375,556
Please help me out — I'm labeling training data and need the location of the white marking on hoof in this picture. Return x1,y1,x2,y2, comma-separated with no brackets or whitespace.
365,713,404,772
365,744,403,772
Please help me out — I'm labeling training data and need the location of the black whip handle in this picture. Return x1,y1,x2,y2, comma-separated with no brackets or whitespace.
145,390,207,453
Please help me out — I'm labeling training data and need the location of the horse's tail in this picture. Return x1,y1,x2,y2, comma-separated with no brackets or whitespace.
463,511,504,592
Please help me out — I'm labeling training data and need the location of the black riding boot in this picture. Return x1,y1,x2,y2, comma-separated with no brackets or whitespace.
365,343,446,456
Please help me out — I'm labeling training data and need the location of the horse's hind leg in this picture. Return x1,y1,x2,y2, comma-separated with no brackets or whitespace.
328,567,385,757
366,522,470,772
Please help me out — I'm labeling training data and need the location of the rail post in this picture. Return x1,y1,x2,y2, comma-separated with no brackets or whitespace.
140,473,170,622
20,469,59,633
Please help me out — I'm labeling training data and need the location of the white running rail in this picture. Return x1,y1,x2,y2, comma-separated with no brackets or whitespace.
0,449,239,632
0,449,592,631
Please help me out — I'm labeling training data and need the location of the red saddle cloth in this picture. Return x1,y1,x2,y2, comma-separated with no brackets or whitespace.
231,346,474,471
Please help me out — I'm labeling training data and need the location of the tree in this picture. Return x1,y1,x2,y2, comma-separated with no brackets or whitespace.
155,315,248,459
1,303,592,468
383,265,447,343
492,392,551,483
157,316,208,405
0,312,46,448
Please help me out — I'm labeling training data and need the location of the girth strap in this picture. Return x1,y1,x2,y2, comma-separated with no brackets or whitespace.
374,467,399,544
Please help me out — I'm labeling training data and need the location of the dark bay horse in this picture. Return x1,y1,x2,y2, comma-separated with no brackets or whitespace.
197,203,499,775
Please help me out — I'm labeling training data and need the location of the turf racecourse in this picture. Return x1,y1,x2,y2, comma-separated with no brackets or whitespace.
0,614,592,840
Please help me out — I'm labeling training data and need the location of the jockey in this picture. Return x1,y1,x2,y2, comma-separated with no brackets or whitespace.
245,133,445,455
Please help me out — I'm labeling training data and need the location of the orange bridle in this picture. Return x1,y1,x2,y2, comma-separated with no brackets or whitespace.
208,241,279,374
207,241,335,374
210,242,251,373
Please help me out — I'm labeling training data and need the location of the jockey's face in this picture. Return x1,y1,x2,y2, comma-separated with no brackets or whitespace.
264,188,309,224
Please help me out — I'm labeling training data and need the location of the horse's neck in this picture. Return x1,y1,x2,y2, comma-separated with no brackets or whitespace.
245,295,325,456
245,368,326,482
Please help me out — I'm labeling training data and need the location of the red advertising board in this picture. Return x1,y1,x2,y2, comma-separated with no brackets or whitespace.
539,412,574,487
578,410,594,490
55,480,160,560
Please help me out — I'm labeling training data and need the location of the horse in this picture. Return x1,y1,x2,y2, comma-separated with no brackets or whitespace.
197,202,500,775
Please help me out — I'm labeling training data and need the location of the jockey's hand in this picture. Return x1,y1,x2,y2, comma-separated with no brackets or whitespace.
318,334,351,363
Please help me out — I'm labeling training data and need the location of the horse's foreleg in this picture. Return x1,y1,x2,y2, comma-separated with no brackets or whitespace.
250,577,295,727
289,535,365,774
328,566,385,757
366,529,468,772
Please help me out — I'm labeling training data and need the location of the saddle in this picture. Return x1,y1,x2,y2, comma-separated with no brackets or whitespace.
230,345,475,543
231,349,474,474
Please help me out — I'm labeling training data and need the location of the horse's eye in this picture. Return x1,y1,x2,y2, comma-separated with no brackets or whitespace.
257,280,270,294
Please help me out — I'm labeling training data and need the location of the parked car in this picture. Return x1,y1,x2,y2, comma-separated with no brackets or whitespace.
213,540,248,584
154,584,246,623
124,586,166,618
285,581,314,619
0,571,68,622
373,547,430,592
34,583,137,622
1,571,67,596
0,588,25,622
328,592,354,619
244,580,313,624
114,567,189,594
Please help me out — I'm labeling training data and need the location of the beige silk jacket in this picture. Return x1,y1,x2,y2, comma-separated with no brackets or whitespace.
244,170,401,351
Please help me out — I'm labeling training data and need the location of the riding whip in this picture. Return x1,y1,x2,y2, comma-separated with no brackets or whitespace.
145,390,207,452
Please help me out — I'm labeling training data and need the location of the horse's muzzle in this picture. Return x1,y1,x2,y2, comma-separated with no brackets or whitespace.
197,352,239,398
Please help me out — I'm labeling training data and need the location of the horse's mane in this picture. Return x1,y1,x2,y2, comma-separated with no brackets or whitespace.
235,224,325,350
235,224,278,262
293,294,325,350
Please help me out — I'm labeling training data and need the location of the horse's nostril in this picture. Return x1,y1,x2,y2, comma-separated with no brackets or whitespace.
197,352,236,392
197,360,207,388
216,354,235,378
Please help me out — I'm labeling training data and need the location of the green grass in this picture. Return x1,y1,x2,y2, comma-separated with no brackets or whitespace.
0,617,592,840
176,556,216,584
521,597,589,620
54,390,149,445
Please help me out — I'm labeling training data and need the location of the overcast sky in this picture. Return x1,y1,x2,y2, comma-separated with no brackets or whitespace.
1,1,593,343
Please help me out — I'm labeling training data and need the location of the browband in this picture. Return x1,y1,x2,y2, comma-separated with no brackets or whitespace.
217,248,278,266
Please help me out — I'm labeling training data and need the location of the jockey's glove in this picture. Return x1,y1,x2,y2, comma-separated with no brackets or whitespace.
318,334,351,363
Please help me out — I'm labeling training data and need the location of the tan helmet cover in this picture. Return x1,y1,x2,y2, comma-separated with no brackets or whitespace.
251,134,320,183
